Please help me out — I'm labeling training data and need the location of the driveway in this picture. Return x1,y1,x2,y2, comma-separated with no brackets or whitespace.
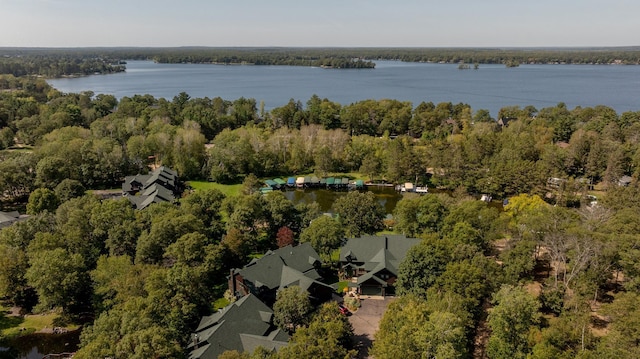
349,296,395,358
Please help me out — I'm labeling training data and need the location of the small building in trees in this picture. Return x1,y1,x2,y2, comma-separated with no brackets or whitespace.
188,294,289,359
0,211,27,229
228,243,334,306
122,166,183,210
497,117,516,128
339,235,421,296
618,175,633,187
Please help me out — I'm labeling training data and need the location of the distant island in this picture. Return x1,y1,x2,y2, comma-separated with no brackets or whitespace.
1,46,639,77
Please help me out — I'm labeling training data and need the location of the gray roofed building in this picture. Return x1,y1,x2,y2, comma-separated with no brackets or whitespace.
122,166,182,210
340,235,421,296
618,175,633,187
229,243,334,305
188,294,289,359
0,211,27,229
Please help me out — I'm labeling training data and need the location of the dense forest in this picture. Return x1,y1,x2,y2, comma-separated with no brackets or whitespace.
2,46,640,78
2,56,640,358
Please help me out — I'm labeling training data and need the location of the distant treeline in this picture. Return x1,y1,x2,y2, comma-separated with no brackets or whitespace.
0,48,126,77
1,47,640,78
101,46,640,65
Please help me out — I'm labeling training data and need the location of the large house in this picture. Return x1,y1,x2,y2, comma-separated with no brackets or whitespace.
339,235,421,296
188,294,289,359
122,166,182,210
229,243,334,306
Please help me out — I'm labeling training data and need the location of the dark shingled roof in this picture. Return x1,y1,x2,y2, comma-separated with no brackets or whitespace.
237,243,325,292
340,235,421,277
188,294,289,359
0,211,24,228
122,166,181,210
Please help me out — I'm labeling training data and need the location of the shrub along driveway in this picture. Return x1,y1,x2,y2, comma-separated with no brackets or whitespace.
349,296,395,358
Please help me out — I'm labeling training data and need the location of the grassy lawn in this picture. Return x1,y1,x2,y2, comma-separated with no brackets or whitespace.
0,311,79,337
187,172,367,198
330,249,341,263
337,281,349,295
212,297,230,311
188,181,242,197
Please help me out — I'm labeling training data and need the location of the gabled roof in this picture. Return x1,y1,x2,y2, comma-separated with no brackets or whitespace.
340,235,421,277
356,271,388,286
188,294,289,359
0,211,22,228
140,183,176,201
122,166,180,210
237,243,323,292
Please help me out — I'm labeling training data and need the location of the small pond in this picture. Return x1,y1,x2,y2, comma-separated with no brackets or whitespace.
282,186,403,215
0,330,80,359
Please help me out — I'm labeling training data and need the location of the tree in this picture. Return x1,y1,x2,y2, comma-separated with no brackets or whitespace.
241,173,262,195
278,302,356,359
172,122,206,179
74,298,183,359
180,188,226,239
393,194,447,236
55,195,103,266
441,199,500,240
135,212,204,265
332,191,384,237
359,153,382,181
372,295,468,359
595,292,640,358
219,351,251,359
0,153,36,200
486,285,540,359
263,191,300,238
91,255,149,312
54,178,86,202
502,193,549,238
26,188,60,214
0,243,29,305
221,227,251,264
276,226,295,248
299,216,344,262
395,236,451,297
500,239,537,284
434,257,496,316
443,221,486,259
90,198,139,257
273,286,312,333
25,248,91,314
0,127,15,149
224,193,267,235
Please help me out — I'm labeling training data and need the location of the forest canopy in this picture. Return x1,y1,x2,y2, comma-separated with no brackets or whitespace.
3,52,640,358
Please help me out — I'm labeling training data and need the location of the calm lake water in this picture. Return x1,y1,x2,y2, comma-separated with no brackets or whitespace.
0,330,79,359
48,60,640,117
284,186,402,215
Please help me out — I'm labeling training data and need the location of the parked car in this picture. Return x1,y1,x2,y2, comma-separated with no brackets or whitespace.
338,304,350,316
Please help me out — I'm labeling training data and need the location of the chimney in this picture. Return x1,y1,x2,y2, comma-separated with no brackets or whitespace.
230,269,236,295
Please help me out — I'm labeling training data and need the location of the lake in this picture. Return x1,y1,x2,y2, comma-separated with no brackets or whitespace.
48,60,640,118
0,330,79,359
284,186,403,215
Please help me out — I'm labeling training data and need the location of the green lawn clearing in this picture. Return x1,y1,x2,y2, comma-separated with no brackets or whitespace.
1,310,79,337
337,281,349,295
188,181,242,197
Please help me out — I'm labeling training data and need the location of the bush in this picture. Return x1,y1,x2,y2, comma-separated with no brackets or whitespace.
540,286,565,315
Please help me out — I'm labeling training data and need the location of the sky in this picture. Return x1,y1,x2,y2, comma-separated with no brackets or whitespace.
1,0,638,48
